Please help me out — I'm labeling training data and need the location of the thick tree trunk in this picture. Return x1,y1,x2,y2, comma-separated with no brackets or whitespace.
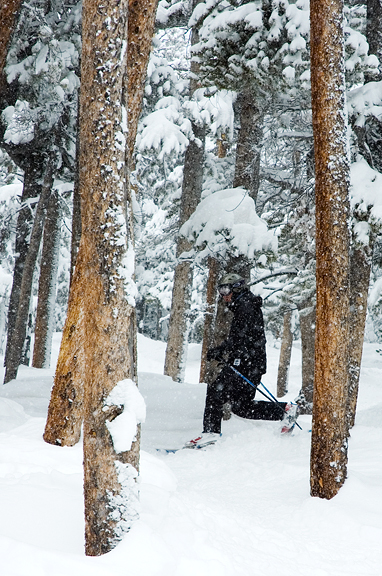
4,164,53,383
79,0,139,556
32,191,61,369
199,257,221,383
310,0,350,499
298,304,315,414
44,0,156,447
4,158,42,369
277,308,293,398
347,242,373,429
44,0,156,555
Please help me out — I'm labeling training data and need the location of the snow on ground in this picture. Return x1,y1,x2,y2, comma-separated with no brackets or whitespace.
0,333,381,575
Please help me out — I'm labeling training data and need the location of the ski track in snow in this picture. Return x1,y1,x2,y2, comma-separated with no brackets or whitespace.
0,333,381,575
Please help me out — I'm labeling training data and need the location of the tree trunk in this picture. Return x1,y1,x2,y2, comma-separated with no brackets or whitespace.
347,242,373,429
32,190,61,369
233,90,263,201
164,122,205,381
4,158,42,369
44,0,156,447
126,0,158,165
0,0,23,94
44,0,156,555
277,308,293,398
310,0,350,499
199,257,221,383
42,259,86,446
298,304,315,414
70,113,81,286
365,0,382,82
164,10,206,381
4,164,53,383
78,0,140,556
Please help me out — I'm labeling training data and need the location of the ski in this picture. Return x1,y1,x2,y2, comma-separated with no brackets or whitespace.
156,441,218,454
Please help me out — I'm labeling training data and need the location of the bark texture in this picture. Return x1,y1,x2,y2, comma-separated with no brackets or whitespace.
4,158,42,370
70,115,81,286
32,191,61,368
43,262,85,446
127,0,158,164
232,90,263,200
298,304,315,414
78,0,139,556
199,257,221,383
164,122,205,381
276,309,292,397
310,0,350,499
347,242,373,429
366,0,382,81
4,164,54,383
0,0,23,91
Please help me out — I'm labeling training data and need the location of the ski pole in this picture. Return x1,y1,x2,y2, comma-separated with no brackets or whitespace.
229,365,276,401
229,365,302,430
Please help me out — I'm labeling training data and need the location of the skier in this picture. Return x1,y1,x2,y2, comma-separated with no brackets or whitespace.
185,273,299,449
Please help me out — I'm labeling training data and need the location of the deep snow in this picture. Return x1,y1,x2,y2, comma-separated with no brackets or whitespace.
0,332,381,576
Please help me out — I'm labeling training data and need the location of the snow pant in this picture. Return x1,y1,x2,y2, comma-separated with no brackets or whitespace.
203,365,287,434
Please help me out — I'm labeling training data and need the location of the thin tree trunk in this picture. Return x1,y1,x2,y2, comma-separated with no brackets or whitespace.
4,164,53,383
70,114,81,286
199,257,221,383
346,0,381,427
277,308,293,397
233,90,263,200
164,122,205,381
32,191,61,369
126,0,158,165
347,242,373,429
310,0,350,499
347,0,382,429
4,159,42,369
164,0,207,382
365,0,382,81
298,304,315,414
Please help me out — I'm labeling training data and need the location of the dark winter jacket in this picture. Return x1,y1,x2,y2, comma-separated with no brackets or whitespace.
208,289,267,379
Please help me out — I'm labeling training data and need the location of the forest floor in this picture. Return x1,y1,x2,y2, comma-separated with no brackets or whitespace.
0,332,381,575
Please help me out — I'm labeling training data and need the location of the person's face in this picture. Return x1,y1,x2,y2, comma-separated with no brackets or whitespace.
218,284,233,303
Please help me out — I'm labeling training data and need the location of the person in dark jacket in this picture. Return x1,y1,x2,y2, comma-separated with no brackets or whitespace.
185,273,296,448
